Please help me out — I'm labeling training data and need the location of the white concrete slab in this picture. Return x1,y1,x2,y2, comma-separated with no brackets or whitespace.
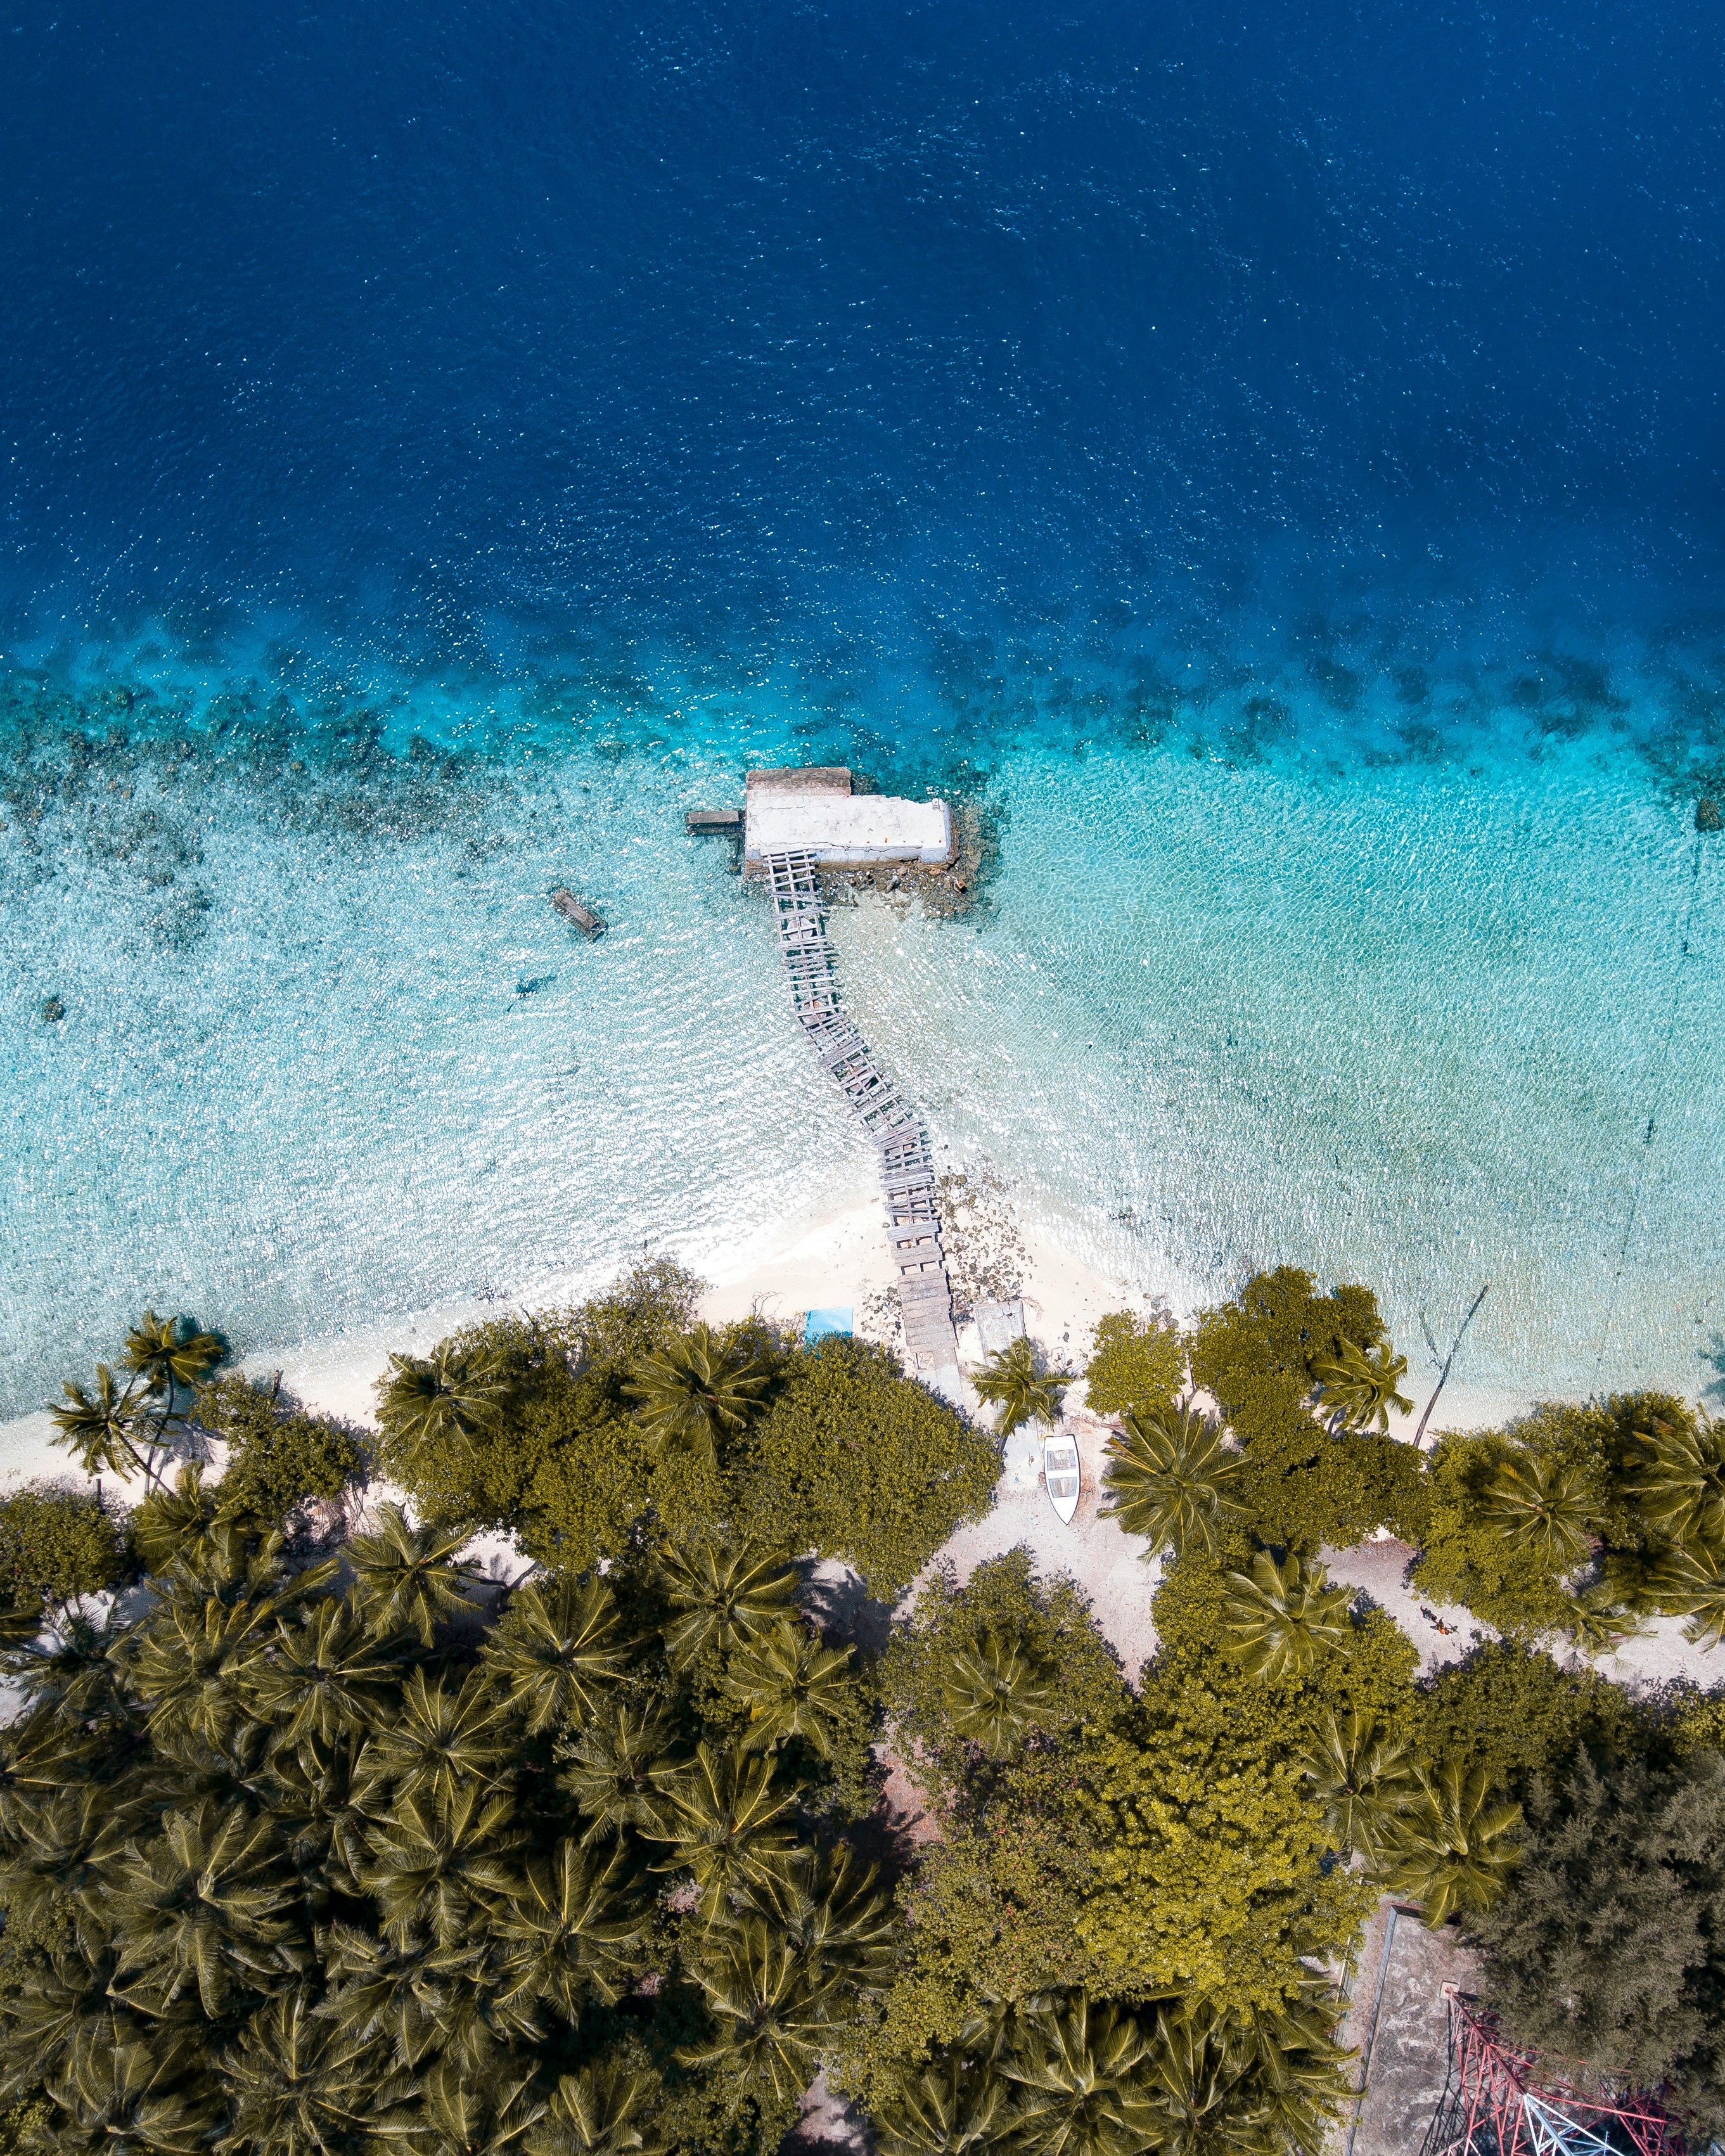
744,786,954,864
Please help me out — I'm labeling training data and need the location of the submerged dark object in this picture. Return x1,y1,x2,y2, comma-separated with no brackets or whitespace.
1696,796,1721,833
39,996,65,1023
549,887,605,936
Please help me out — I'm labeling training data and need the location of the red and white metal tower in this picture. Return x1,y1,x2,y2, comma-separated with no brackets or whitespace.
1421,1990,1690,2156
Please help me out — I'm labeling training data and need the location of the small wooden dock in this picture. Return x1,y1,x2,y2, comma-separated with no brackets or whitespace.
762,849,961,1383
549,887,606,936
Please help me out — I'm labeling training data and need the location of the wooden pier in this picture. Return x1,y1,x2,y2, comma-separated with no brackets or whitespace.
762,850,962,1383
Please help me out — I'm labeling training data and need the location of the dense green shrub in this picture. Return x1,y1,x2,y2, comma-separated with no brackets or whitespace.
1408,1396,1679,1639
0,1483,127,1617
1468,1750,1725,2138
1189,1268,1423,1551
1082,1310,1186,1418
1413,1641,1656,1797
831,1746,1101,2105
1074,1683,1373,2015
195,1373,365,1525
734,1337,998,1600
380,1269,996,1600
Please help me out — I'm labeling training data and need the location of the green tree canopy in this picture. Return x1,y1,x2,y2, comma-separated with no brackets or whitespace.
1468,1750,1725,2140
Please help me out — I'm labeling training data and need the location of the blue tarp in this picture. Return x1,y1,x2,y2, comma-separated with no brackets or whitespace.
803,1307,853,1344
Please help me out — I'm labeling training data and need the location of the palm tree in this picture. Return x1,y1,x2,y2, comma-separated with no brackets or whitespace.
677,1915,843,2101
998,1994,1158,2156
129,1551,315,1744
359,1667,509,1814
527,2062,666,2156
375,1341,515,1475
721,1617,854,1756
1480,1453,1598,1572
491,1838,643,2022
3,1605,131,1725
1222,1552,1353,1683
484,1576,629,1733
319,1919,484,2072
1562,1579,1647,1657
625,1324,771,1463
215,1985,414,2156
655,1537,798,1669
1138,2001,1273,2155
124,1310,224,1425
361,1780,523,1947
48,2025,217,2156
346,1504,483,1645
734,1846,899,1994
644,1740,802,1920
420,2058,546,2156
939,1628,1058,1752
1229,1998,1354,2152
871,2057,1008,2155
48,1364,158,1486
1646,1541,1725,1648
1308,1337,1412,1435
558,1698,678,1845
972,1338,1069,1441
131,1462,251,1576
105,1797,304,2017
1295,1708,1418,1862
1379,1759,1522,1924
248,1595,403,1749
1623,1408,1725,1549
1099,1399,1246,1558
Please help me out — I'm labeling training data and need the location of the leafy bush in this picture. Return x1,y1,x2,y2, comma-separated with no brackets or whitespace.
1468,1750,1725,2138
880,1549,1129,1801
195,1373,364,1525
734,1337,998,1600
830,1747,1100,2107
1082,1311,1186,1419
1074,1693,1372,2014
1413,1641,1655,1797
378,1264,707,1549
0,1483,127,1616
1189,1268,1423,1551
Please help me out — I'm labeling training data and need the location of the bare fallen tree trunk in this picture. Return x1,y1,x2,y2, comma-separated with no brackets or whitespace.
1413,1283,1491,1448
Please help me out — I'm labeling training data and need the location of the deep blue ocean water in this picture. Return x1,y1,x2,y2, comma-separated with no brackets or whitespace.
2,0,1723,1413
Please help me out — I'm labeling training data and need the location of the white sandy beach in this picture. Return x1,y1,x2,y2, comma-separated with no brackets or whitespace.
4,1174,1720,1697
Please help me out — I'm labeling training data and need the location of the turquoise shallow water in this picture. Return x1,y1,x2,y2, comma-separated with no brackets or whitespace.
1,624,1720,1416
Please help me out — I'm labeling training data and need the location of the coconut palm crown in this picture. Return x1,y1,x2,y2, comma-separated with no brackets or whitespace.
624,1323,772,1466
376,1341,516,1477
1623,1408,1725,1551
1222,1551,1354,1683
1480,1452,1598,1574
972,1337,1070,1441
939,1627,1058,1753
1379,1759,1522,1925
1308,1335,1413,1434
1099,1398,1246,1558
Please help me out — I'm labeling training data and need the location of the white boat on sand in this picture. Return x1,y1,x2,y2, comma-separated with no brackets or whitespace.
1042,1431,1081,1524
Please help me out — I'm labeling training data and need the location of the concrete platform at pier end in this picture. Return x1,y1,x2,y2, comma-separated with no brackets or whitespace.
743,766,955,866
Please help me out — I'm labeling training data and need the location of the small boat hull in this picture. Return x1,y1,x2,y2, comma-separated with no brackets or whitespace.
1042,1432,1081,1524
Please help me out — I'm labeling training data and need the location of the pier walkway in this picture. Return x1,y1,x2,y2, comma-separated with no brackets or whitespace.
762,850,963,1391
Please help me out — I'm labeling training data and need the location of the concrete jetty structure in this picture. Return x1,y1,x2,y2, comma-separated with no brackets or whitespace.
744,766,954,868
757,836,963,1402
